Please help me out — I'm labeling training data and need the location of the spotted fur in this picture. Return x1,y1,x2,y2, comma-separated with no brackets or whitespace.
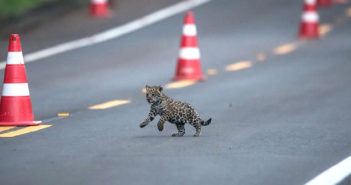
139,85,211,137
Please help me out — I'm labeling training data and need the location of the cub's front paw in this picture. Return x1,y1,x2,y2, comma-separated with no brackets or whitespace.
139,122,147,128
157,123,164,132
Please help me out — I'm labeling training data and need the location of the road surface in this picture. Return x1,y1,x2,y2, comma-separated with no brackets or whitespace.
0,0,351,184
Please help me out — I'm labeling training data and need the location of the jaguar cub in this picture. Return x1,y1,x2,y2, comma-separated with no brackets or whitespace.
139,85,211,137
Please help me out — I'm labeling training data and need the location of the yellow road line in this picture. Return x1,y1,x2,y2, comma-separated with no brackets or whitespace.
225,61,253,71
347,6,351,17
57,113,70,117
0,125,52,138
165,80,197,89
0,126,15,133
319,24,333,37
256,52,266,61
89,99,131,110
273,43,297,55
207,69,217,76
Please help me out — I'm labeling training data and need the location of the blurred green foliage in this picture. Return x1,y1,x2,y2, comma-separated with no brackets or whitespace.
0,0,59,19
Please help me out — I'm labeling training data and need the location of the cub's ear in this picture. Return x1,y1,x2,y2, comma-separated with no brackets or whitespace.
158,86,163,92
145,85,150,89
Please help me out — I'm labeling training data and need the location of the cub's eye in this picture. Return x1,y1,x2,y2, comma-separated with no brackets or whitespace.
151,93,155,96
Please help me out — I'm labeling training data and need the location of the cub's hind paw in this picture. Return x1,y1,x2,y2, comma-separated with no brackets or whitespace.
193,133,200,137
172,133,184,137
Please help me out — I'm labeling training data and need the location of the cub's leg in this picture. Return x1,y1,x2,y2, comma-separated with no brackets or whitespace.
157,116,167,131
172,123,185,137
140,109,157,128
189,119,201,137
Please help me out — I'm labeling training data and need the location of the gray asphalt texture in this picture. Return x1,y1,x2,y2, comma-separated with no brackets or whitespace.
1,0,351,185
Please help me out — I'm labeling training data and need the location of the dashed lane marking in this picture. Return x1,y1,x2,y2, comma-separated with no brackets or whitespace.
256,52,266,62
0,0,211,70
225,61,253,71
305,156,351,185
89,100,131,110
57,113,70,117
207,69,217,75
0,125,52,138
319,24,333,37
0,126,15,133
165,80,197,89
347,6,351,17
273,43,297,55
142,79,201,92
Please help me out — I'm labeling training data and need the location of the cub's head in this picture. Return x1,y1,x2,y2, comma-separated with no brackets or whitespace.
145,85,163,104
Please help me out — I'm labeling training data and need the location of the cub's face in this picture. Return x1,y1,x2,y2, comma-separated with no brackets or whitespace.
145,85,163,104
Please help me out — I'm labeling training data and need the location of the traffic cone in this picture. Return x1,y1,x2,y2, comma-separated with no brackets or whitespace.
299,0,320,39
0,34,41,126
90,0,109,17
173,12,204,81
317,0,332,7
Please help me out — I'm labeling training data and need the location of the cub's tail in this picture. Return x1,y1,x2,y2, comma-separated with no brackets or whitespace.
201,118,212,126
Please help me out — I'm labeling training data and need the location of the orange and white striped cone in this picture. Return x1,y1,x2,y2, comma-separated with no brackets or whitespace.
299,0,320,39
173,12,204,81
0,34,41,126
90,0,109,17
317,0,332,7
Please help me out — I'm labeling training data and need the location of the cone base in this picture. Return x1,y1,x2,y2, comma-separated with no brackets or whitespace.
173,58,204,82
298,23,319,40
317,0,332,7
0,120,41,126
90,4,109,17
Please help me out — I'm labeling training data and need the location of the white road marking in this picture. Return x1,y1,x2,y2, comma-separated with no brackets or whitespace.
305,156,351,185
0,0,211,70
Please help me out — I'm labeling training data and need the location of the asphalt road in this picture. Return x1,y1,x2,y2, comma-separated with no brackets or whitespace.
1,0,351,185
